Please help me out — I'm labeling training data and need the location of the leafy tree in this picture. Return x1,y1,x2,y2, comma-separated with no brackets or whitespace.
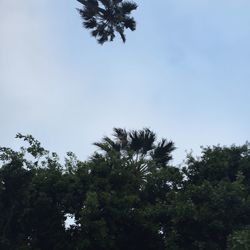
0,135,74,249
74,128,176,250
77,0,137,44
1,130,250,249
164,145,250,250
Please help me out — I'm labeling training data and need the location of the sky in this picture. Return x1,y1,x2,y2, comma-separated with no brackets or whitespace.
1,0,250,165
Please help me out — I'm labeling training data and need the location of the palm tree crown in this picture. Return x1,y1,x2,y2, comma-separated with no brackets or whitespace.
93,128,176,175
77,0,137,44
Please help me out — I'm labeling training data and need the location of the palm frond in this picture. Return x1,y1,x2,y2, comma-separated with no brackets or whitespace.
151,139,176,166
121,1,138,14
113,128,128,149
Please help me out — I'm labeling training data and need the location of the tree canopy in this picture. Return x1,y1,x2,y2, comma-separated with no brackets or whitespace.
77,0,138,44
1,129,250,249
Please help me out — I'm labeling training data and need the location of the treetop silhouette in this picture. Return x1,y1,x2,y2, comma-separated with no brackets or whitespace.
77,0,137,44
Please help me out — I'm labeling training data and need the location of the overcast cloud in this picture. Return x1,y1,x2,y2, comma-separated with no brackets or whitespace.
1,0,250,164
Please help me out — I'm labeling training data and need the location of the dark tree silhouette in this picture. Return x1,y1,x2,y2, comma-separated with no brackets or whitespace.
2,131,250,249
77,0,137,44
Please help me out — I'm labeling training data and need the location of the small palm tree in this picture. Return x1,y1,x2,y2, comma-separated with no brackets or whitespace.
77,0,137,44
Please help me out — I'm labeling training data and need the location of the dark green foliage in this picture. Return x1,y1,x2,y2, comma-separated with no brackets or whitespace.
77,0,137,44
227,226,250,249
1,130,250,249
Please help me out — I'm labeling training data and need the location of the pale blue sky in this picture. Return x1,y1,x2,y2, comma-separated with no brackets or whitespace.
1,0,250,164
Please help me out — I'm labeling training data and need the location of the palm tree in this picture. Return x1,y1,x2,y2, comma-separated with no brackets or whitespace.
93,128,175,178
77,0,137,44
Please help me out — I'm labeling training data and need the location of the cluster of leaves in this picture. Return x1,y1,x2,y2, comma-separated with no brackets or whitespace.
1,129,250,249
77,0,137,44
